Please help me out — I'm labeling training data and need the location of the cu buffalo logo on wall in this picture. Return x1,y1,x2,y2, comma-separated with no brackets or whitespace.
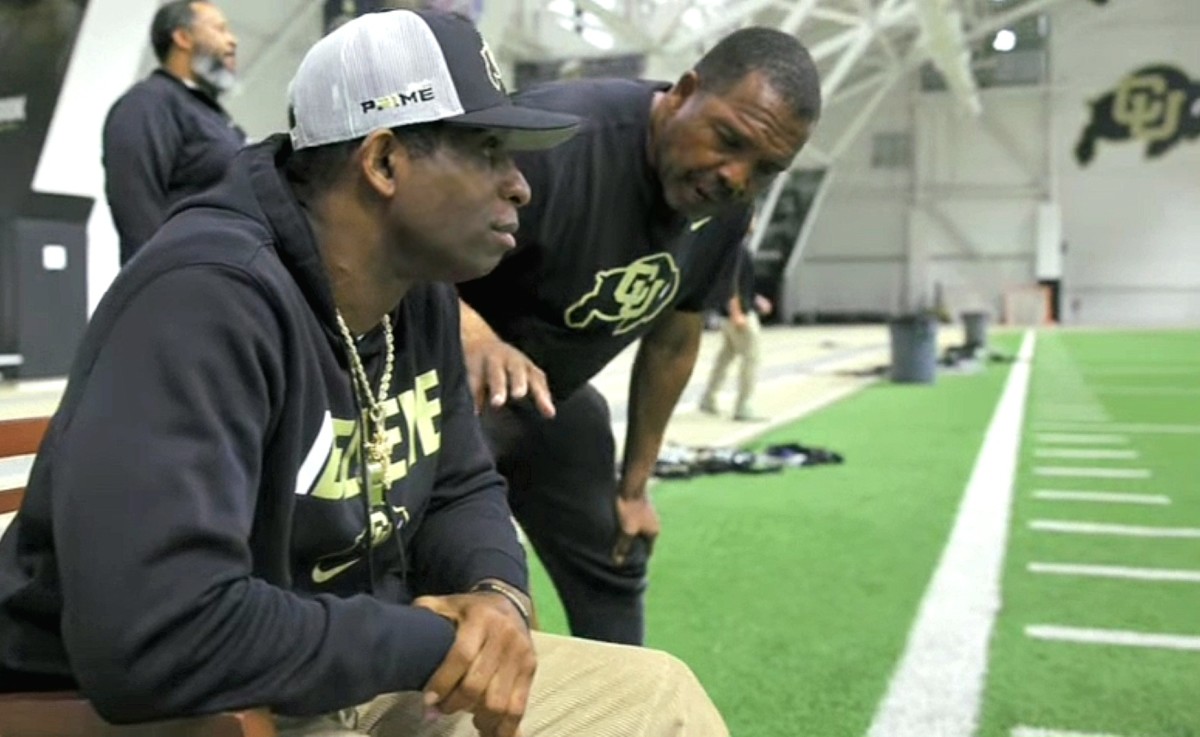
564,254,681,336
1075,65,1200,166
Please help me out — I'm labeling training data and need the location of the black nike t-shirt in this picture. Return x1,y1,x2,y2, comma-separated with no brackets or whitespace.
458,78,750,400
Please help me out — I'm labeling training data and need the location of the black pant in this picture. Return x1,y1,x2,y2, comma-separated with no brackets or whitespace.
481,384,649,645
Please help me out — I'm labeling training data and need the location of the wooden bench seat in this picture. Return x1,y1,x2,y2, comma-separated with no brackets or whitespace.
0,417,276,737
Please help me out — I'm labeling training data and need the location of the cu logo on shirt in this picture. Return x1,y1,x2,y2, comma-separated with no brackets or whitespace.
564,253,681,336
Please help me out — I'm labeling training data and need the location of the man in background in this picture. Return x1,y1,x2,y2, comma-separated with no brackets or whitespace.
700,237,774,422
102,0,244,265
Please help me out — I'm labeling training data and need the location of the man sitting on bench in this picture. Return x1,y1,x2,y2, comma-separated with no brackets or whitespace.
0,10,727,737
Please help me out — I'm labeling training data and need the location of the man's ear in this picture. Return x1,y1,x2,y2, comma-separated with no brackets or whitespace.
358,130,405,200
669,70,701,107
171,26,194,54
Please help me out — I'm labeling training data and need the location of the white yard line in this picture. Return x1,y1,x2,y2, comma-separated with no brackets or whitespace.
1033,449,1138,460
1033,466,1150,479
1030,520,1200,539
1033,416,1111,424
1012,727,1132,737
1034,434,1129,445
865,331,1035,737
1032,490,1169,506
1028,562,1200,584
1026,625,1200,652
1032,405,1109,420
1035,422,1200,435
1032,416,1111,424
1094,387,1200,396
1081,365,1200,375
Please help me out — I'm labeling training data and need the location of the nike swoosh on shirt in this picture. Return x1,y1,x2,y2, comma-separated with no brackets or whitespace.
311,557,361,584
690,217,713,232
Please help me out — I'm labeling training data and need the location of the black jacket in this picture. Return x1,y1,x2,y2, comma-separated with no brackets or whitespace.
102,70,246,264
0,136,527,721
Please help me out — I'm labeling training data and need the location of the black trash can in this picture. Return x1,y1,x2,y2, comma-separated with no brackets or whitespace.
889,314,938,384
961,310,990,351
0,193,92,379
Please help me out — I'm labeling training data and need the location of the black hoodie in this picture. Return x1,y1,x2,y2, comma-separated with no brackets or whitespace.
0,136,528,722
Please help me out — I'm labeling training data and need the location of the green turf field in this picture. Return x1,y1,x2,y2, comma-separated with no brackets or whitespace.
528,330,1199,737
531,333,1021,736
977,331,1200,737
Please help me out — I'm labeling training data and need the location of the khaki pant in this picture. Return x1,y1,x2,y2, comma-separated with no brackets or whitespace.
275,632,728,737
701,312,762,418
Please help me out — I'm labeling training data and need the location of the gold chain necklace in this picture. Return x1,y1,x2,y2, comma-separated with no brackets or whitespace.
335,310,395,500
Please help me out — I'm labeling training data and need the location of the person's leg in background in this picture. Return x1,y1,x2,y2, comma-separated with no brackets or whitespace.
480,385,648,645
700,320,737,414
733,311,763,420
275,633,729,737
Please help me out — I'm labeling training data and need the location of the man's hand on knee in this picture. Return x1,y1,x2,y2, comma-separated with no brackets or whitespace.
612,494,660,566
413,592,537,737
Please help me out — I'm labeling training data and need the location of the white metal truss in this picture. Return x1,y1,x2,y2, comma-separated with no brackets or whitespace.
501,0,1070,150
497,0,1072,237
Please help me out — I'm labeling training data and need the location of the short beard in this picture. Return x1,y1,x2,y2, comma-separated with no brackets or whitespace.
191,51,236,96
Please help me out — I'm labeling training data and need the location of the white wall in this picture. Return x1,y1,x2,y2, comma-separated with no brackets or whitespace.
793,76,1050,319
793,81,913,317
913,85,1049,317
221,6,323,142
1051,0,1200,325
789,0,1200,326
30,0,160,315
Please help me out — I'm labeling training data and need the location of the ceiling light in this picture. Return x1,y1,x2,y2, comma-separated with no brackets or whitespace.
992,29,1017,52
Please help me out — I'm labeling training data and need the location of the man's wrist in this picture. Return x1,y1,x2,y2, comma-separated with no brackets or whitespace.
618,464,654,500
470,579,532,629
459,299,498,343
617,486,647,501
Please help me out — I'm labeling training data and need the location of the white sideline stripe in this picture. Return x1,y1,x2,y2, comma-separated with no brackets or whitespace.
1030,520,1200,538
1032,490,1170,505
617,379,870,459
1035,434,1129,445
1026,625,1200,652
1034,466,1150,479
1012,727,1131,737
866,331,1035,737
1034,448,1138,460
1029,562,1200,583
1036,422,1200,435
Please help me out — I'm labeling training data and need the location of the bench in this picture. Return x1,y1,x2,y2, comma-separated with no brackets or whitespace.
0,417,276,737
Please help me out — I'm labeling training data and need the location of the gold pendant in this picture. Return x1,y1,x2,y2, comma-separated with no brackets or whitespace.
366,435,390,505
366,459,387,505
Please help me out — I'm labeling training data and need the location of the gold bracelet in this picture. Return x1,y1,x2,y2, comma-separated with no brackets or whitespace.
470,580,531,629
